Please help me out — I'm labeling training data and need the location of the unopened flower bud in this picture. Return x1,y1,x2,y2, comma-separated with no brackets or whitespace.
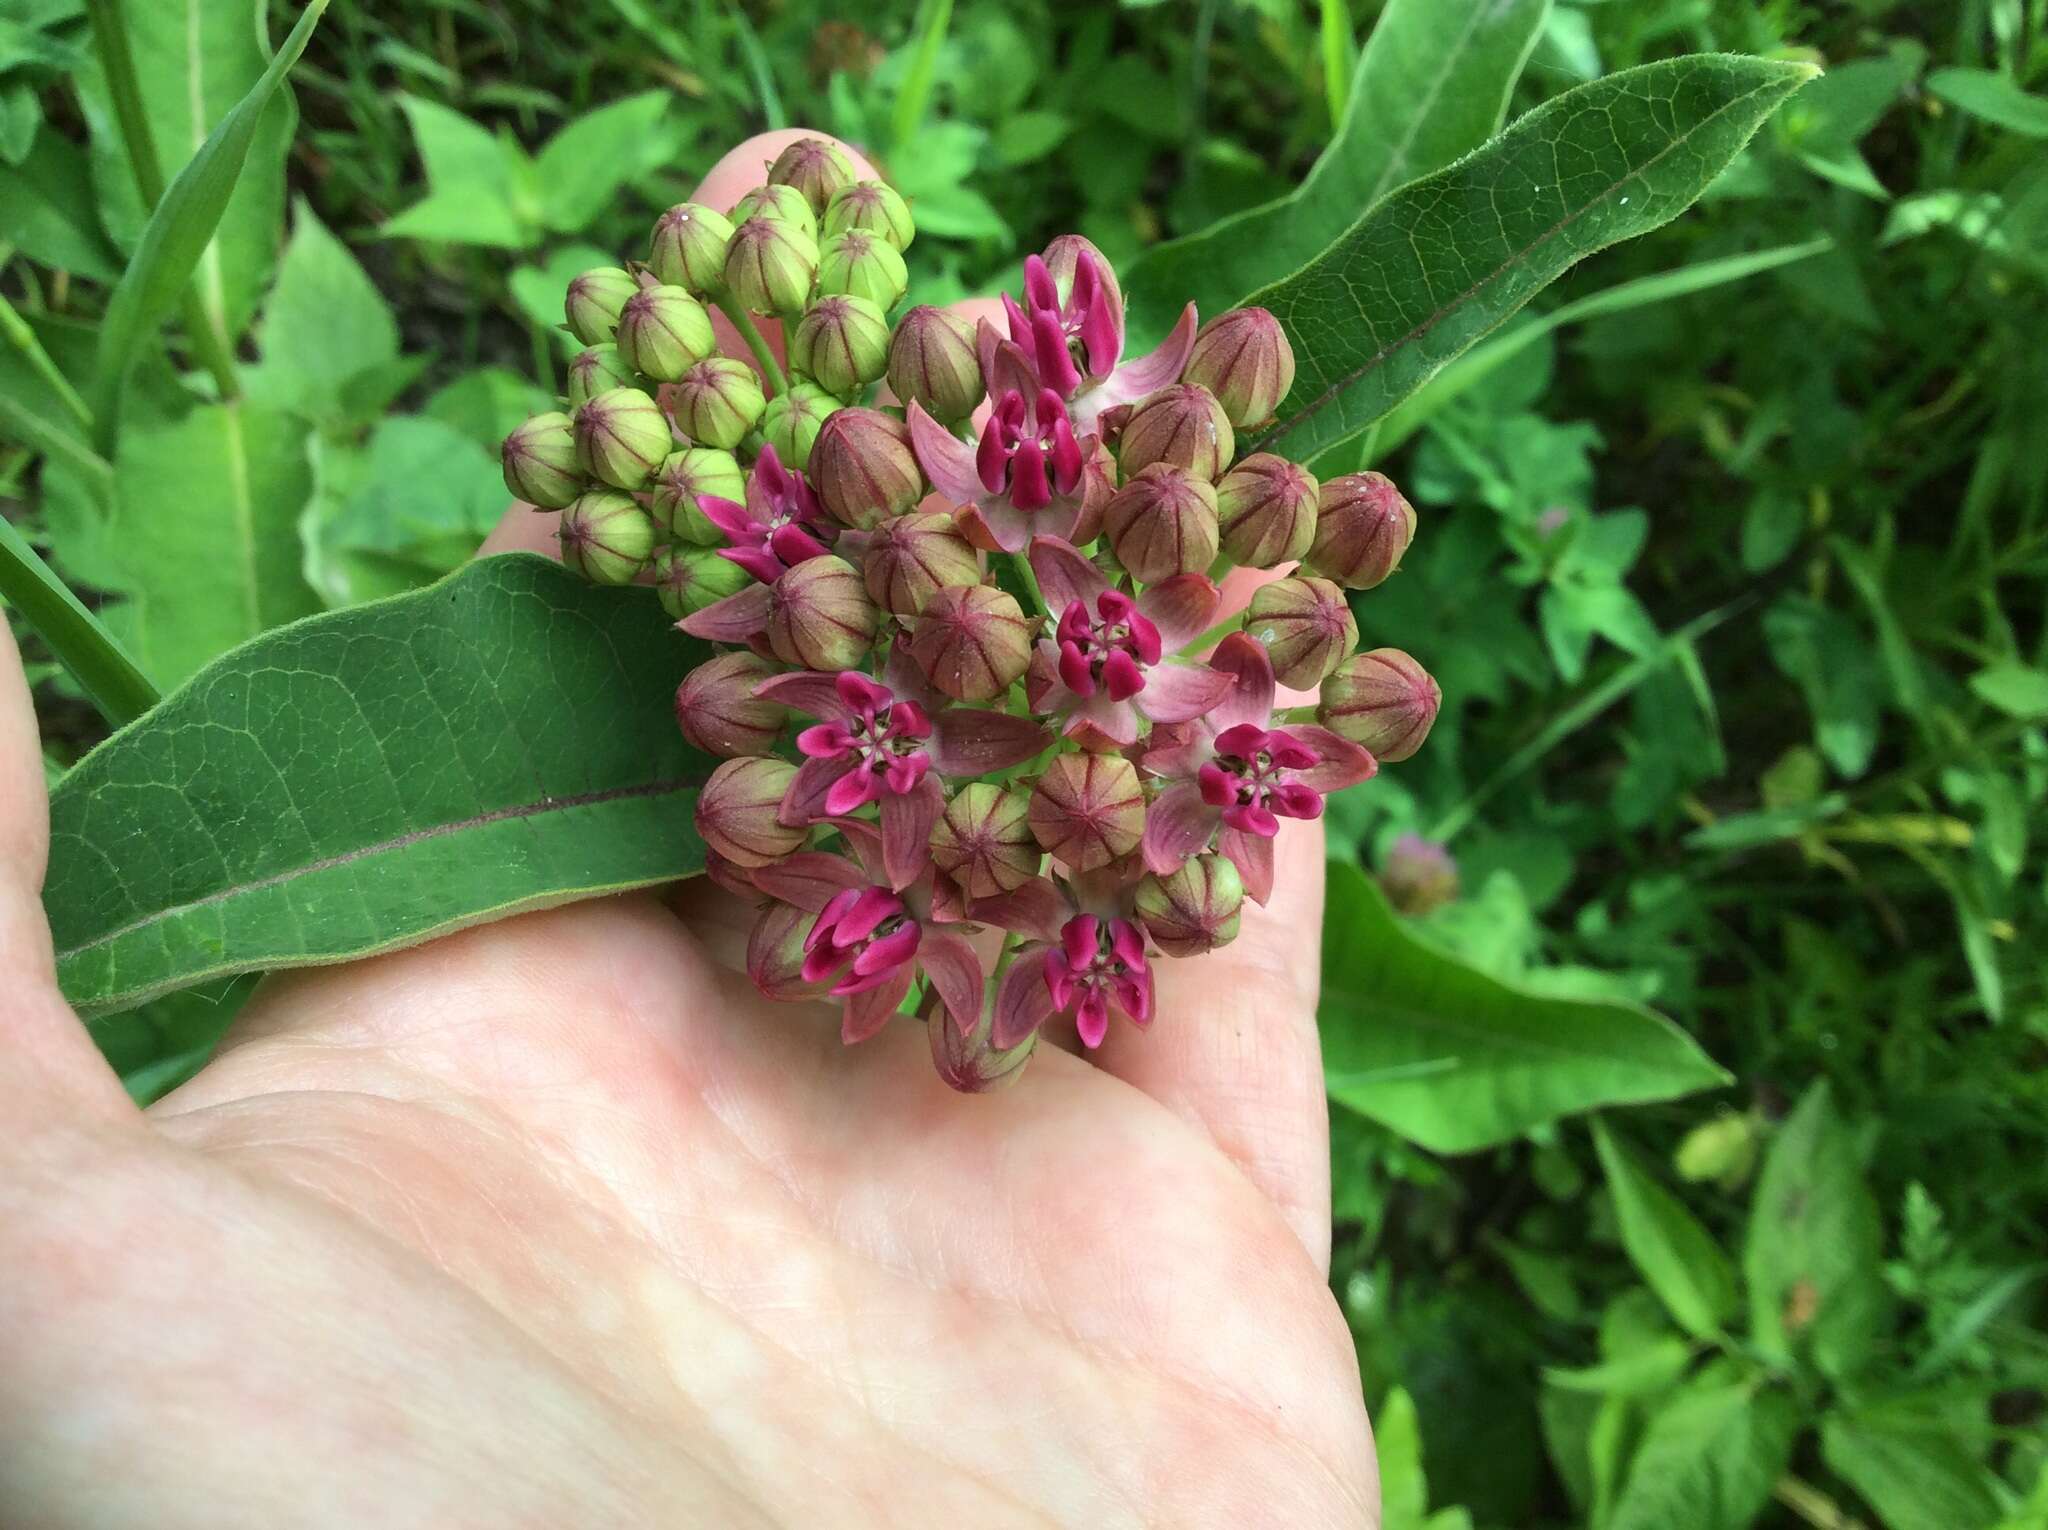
749,899,831,1000
1309,472,1415,589
653,544,751,620
573,386,671,489
731,183,818,241
1042,234,1123,322
767,136,858,217
887,305,983,425
760,381,839,472
671,358,767,450
650,447,746,544
931,995,1034,1094
564,266,640,345
566,344,635,408
500,411,582,509
558,490,656,584
723,216,818,316
789,294,891,396
1674,1113,1758,1188
909,584,1034,701
615,284,716,383
648,202,734,295
930,783,1037,898
1027,753,1145,872
823,179,915,251
861,512,980,616
1118,383,1235,482
808,407,922,529
1378,834,1458,916
817,230,908,310
674,650,785,757
767,555,879,671
1246,576,1357,689
1103,463,1220,584
1135,853,1243,956
1216,453,1318,568
1319,648,1440,761
1182,307,1294,428
695,757,805,867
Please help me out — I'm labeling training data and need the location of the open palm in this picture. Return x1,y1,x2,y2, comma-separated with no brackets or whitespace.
0,132,1376,1528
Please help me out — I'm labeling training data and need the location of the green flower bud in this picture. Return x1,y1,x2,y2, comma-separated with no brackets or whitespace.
1042,234,1123,322
767,136,859,217
930,783,1037,898
930,990,1035,1095
563,266,640,346
909,585,1034,701
759,381,840,472
500,411,583,510
565,345,637,409
1103,463,1219,584
1246,576,1358,689
653,543,751,620
887,305,983,426
1135,854,1244,957
731,183,817,242
1027,752,1145,873
722,216,819,316
1215,453,1319,568
1674,1113,1758,1189
861,512,981,617
615,284,716,383
649,202,735,295
674,650,785,758
1182,307,1295,428
695,757,805,867
573,386,671,490
789,294,891,396
649,447,746,544
558,490,656,584
823,179,915,251
671,358,767,450
768,555,880,671
1117,383,1235,483
817,229,908,310
809,407,923,529
1309,472,1416,589
1319,648,1440,762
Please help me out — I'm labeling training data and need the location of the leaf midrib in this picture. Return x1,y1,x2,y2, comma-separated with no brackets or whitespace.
1321,983,1724,1077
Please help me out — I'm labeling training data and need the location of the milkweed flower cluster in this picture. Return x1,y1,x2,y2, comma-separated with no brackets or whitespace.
503,139,1442,1092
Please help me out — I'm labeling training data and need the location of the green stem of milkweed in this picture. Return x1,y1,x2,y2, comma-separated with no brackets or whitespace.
0,514,158,726
1177,614,1246,657
713,294,788,398
0,294,93,428
1007,550,1044,616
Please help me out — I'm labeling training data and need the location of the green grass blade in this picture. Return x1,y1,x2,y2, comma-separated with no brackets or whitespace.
0,514,159,727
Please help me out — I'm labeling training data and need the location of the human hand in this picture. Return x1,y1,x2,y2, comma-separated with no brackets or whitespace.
0,132,1376,1528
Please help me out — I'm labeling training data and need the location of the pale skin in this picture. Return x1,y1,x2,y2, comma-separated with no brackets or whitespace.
0,132,1378,1528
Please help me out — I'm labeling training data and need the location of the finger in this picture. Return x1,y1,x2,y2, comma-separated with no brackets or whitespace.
0,626,134,1124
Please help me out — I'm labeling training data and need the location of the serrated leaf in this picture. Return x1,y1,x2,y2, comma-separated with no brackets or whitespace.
1609,1382,1799,1530
1251,54,1816,462
1319,863,1728,1153
45,555,712,1018
243,198,399,422
1592,1119,1738,1338
1123,0,1550,344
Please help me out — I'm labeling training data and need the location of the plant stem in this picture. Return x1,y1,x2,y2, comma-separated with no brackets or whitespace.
714,295,788,398
0,394,115,491
1006,550,1044,615
0,294,93,428
1177,614,1245,657
0,514,158,726
892,0,953,151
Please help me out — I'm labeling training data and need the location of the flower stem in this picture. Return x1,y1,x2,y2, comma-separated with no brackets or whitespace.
1177,613,1245,657
1007,550,1044,615
990,928,1023,981
0,294,92,428
713,294,789,398
0,514,159,726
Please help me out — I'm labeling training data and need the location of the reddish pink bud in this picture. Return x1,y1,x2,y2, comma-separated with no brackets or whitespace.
748,899,833,1000
695,757,807,867
909,584,1035,701
1027,752,1145,872
1319,647,1440,761
1103,463,1220,584
1182,307,1295,428
767,136,858,217
930,995,1036,1093
886,305,983,425
861,512,981,617
808,407,924,529
1117,384,1235,483
767,555,880,672
500,411,583,510
1246,576,1358,689
1215,453,1319,568
789,294,891,396
1380,834,1459,915
1135,853,1244,957
930,783,1039,898
1309,472,1416,589
1041,234,1124,328
674,650,785,757
572,386,672,490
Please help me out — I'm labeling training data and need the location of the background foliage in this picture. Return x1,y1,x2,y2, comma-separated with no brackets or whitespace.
2,0,2044,1525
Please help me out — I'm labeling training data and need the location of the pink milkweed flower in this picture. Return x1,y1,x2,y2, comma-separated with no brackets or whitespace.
971,870,1154,1050
760,667,1047,890
697,444,833,584
1019,535,1236,749
749,848,988,1045
1139,633,1377,903
1002,245,1199,436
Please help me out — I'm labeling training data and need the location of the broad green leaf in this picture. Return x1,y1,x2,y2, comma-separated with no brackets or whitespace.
1592,1120,1737,1338
1927,67,2048,139
1970,662,2048,719
1123,0,1549,344
1745,1082,1890,1381
1821,1413,2004,1530
45,555,712,1017
508,242,612,350
1376,1386,1431,1530
1764,595,1883,778
534,90,670,234
1250,54,1816,463
0,126,122,280
1609,1382,1799,1530
422,366,553,452
244,199,399,423
304,417,507,607
382,96,527,247
86,0,328,451
1319,864,1728,1153
1542,1337,1694,1397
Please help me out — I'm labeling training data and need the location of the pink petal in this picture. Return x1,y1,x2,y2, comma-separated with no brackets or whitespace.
751,851,867,913
982,327,1041,402
1113,302,1198,400
1000,290,1033,348
1009,438,1050,510
908,401,987,504
1057,640,1096,699
1269,781,1324,819
1291,724,1378,792
841,966,913,1043
1028,535,1108,614
1136,720,1210,781
1137,575,1222,652
1061,914,1099,969
967,876,1067,944
698,494,762,542
1221,799,1280,838
879,776,944,890
1022,254,1059,313
1208,632,1276,732
679,582,774,641
957,497,1031,554
754,670,854,721
833,818,889,883
824,766,883,817
1079,282,1121,377
719,545,788,585
918,929,987,1035
768,524,830,567
1032,308,1081,396
976,415,1008,494
1214,722,1273,759
783,754,854,825
796,721,854,758
1074,991,1110,1049
1135,661,1237,724
1102,651,1144,702
1063,691,1140,748
1141,780,1219,874
990,944,1057,1049
929,708,1050,775
1219,825,1277,905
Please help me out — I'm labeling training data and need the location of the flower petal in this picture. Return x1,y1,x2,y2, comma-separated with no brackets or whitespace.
824,766,883,818
753,669,852,720
1027,535,1109,614
967,876,1067,943
990,944,1058,1049
1135,660,1237,725
1112,302,1198,400
956,496,1032,554
1291,724,1379,793
1074,991,1111,1049
783,754,854,825
841,966,913,1043
880,775,944,890
1141,780,1219,874
907,400,987,505
1208,632,1277,732
749,851,867,913
1137,574,1223,653
929,708,1051,776
918,929,988,1035
1219,824,1277,905
678,582,773,642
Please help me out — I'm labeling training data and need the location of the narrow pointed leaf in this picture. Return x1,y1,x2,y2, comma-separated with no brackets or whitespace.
1592,1119,1737,1338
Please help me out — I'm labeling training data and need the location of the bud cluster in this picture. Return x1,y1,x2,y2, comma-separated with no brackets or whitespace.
501,142,1441,1092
